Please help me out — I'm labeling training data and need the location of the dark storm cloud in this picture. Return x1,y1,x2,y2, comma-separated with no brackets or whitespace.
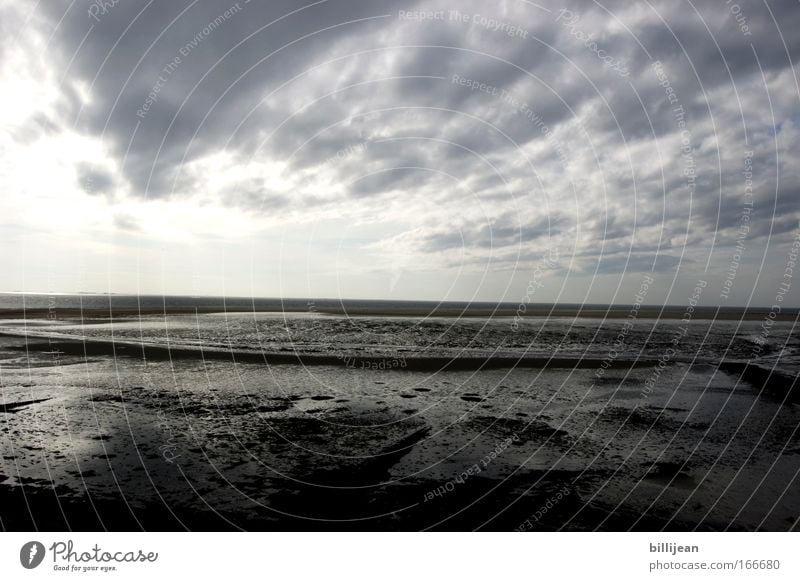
37,0,409,197
418,212,565,252
14,0,800,272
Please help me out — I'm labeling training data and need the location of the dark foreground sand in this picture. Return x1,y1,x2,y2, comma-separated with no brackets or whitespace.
1,328,798,532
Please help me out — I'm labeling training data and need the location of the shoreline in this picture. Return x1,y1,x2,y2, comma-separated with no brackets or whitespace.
2,332,797,402
1,306,798,321
0,331,663,371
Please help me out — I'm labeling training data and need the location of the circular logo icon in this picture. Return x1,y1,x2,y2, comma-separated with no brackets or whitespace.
20,541,46,569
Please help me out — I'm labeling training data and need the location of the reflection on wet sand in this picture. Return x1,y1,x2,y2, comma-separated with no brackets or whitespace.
1,314,798,531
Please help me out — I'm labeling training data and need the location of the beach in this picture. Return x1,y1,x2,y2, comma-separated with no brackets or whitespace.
0,296,798,531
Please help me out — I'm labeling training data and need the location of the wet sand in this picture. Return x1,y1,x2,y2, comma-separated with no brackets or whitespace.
1,333,666,371
1,330,798,532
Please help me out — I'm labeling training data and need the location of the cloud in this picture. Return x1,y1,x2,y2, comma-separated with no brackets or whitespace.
113,213,141,232
1,0,798,302
76,163,115,197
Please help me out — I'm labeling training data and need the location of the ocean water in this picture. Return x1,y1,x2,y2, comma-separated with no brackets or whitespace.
0,296,798,531
0,292,519,313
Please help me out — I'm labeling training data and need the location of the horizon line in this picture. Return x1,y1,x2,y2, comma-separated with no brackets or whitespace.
0,291,797,311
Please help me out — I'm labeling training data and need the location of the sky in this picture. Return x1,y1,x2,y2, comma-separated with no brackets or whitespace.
0,0,798,306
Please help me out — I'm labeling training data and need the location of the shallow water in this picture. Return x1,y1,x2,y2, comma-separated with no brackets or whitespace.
2,310,798,365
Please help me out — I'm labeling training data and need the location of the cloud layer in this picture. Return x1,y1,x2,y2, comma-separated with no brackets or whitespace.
1,0,798,304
